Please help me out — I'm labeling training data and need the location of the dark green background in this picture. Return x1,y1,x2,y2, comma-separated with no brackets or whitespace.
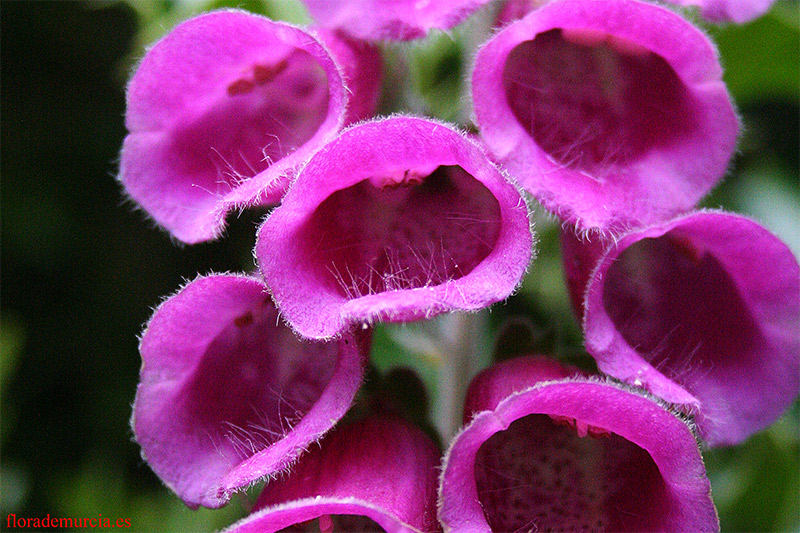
2,1,798,531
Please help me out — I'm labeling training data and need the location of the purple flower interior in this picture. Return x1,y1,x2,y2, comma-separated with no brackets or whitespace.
169,49,329,198
474,413,667,532
300,165,501,297
602,233,768,402
278,515,383,532
178,297,338,468
503,28,695,175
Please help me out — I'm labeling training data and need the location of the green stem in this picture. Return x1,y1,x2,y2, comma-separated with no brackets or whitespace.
433,312,488,442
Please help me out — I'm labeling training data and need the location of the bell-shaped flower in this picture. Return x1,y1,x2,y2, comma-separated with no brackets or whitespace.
473,0,738,233
301,0,494,41
560,225,608,323
582,211,800,446
313,28,383,124
255,116,533,340
131,274,368,508
664,0,776,23
496,0,775,25
120,10,351,244
495,0,546,27
225,416,441,532
439,356,719,532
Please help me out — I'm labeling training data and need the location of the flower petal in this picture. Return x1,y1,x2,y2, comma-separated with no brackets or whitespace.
560,225,609,323
131,274,367,508
473,0,738,233
583,211,800,445
255,116,533,339
463,354,586,421
495,0,547,27
226,416,441,532
439,356,718,532
665,0,776,23
496,0,775,24
314,28,383,124
120,10,347,243
302,0,494,41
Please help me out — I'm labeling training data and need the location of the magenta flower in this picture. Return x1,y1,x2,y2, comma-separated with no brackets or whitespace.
439,356,719,532
473,0,738,233
255,116,533,339
119,10,349,244
664,0,776,23
582,211,800,446
495,0,546,27
313,28,384,124
225,416,441,532
301,0,493,41
496,0,775,25
560,225,607,323
131,274,367,508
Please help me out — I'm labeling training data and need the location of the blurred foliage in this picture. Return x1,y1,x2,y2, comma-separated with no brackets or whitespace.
705,403,800,531
1,0,798,531
710,3,800,105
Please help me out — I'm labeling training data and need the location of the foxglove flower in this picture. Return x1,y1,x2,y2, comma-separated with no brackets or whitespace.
120,10,349,244
664,0,776,23
495,0,546,27
440,356,719,532
302,0,494,41
496,0,776,25
560,226,607,323
473,0,738,233
314,28,383,124
255,116,533,339
131,274,367,508
582,211,800,446
226,416,441,532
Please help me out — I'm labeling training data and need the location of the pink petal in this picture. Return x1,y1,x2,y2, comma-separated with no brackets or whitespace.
583,211,800,445
463,355,587,421
131,274,367,508
473,0,738,233
666,0,776,23
302,0,494,41
255,116,533,339
313,28,383,124
226,416,441,532
120,11,348,243
440,356,718,532
497,0,776,24
560,225,609,323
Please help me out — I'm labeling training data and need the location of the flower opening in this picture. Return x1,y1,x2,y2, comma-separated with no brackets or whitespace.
226,417,441,532
583,211,800,445
132,274,367,507
256,116,533,339
439,356,719,532
473,0,738,233
120,11,348,243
